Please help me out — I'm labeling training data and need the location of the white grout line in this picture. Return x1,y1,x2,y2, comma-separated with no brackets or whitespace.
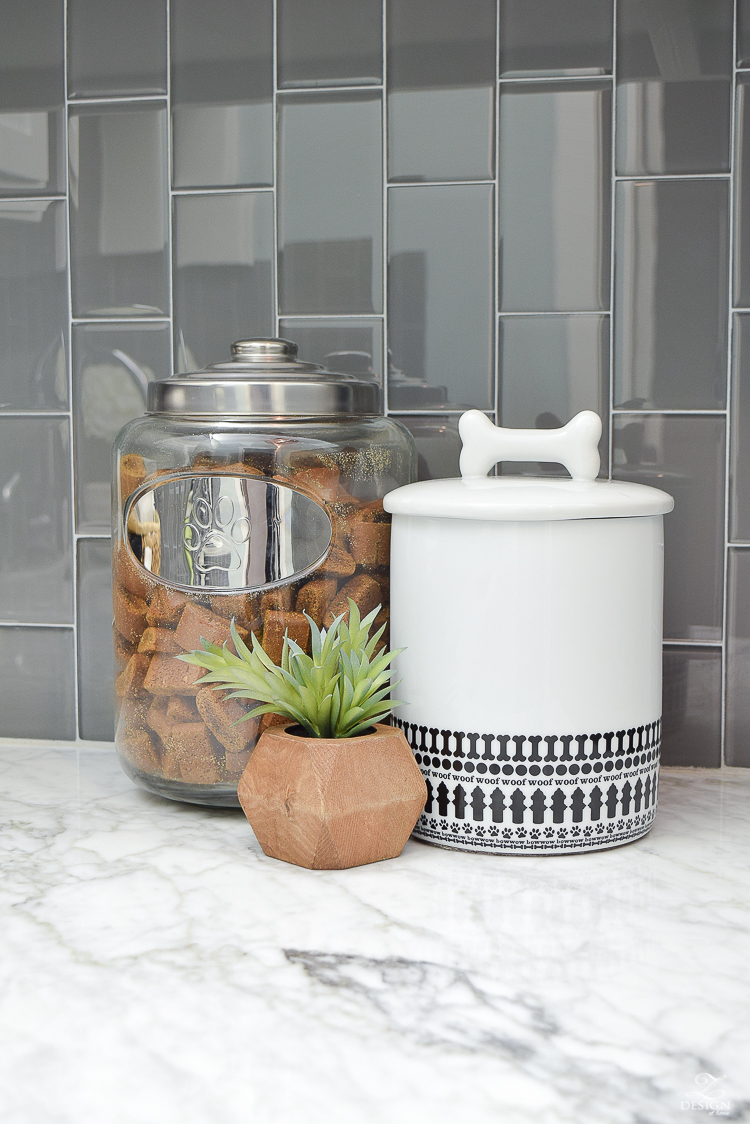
72,316,170,324
612,408,728,415
280,313,385,322
615,172,731,181
272,0,280,335
498,73,611,85
280,84,385,95
388,178,494,188
493,0,500,430
68,94,166,104
171,185,276,196
166,0,175,377
608,0,618,481
662,638,724,648
0,622,75,630
62,0,81,741
381,0,389,413
721,0,740,763
74,531,111,540
498,309,610,318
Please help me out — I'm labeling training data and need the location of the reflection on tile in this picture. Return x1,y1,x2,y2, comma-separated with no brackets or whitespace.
279,319,383,385
171,0,273,188
734,77,750,308
68,0,167,98
0,200,67,410
617,0,731,174
69,104,169,317
0,627,75,740
173,192,274,371
78,539,114,741
613,414,725,642
279,0,382,88
390,415,462,480
661,646,721,767
388,185,493,409
614,180,728,410
499,82,611,312
0,0,65,195
387,0,495,182
499,0,612,77
732,315,750,542
279,92,382,315
726,549,750,765
499,314,608,476
73,322,170,532
0,417,72,623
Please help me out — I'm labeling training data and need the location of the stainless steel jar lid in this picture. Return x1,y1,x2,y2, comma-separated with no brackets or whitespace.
147,338,381,416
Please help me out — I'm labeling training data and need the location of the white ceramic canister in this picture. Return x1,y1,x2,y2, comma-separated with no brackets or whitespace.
383,410,674,855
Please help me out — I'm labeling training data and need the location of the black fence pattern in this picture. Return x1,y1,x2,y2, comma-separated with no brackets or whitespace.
394,716,662,851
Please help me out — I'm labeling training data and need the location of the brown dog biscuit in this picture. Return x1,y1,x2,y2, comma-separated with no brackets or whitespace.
173,602,249,653
323,546,356,579
261,609,311,665
166,696,198,723
261,587,293,615
137,627,182,654
348,521,391,567
113,541,153,600
115,653,151,699
119,728,161,774
119,454,147,500
196,687,258,755
114,586,148,645
145,585,190,626
295,578,337,628
324,574,381,627
162,723,223,785
143,653,206,696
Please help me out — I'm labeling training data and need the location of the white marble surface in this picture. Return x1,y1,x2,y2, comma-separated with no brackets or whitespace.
0,747,748,1124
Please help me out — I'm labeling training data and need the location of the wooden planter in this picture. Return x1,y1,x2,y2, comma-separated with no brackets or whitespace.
237,722,428,870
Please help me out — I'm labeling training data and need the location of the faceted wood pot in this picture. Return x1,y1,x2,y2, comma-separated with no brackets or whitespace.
237,722,428,870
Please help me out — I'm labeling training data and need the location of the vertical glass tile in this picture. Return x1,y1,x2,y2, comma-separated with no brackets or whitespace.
614,180,728,410
732,315,750,542
499,0,612,77
279,0,382,89
73,322,170,532
733,77,750,308
739,0,750,68
0,200,67,410
727,549,750,766
78,539,114,742
498,82,611,312
387,0,495,182
661,646,722,767
173,192,274,371
279,318,383,385
171,0,273,188
390,415,462,481
0,0,65,195
617,0,731,175
388,185,493,409
0,627,75,740
279,92,382,315
613,414,725,643
69,104,169,318
498,314,608,475
0,417,72,623
68,0,167,98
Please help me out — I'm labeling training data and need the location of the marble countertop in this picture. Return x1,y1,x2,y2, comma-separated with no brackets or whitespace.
1,746,748,1124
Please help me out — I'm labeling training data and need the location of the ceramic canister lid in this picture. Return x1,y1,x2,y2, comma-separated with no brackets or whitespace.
383,410,675,522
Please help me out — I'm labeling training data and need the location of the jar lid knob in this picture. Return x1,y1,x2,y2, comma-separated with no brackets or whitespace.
230,338,298,362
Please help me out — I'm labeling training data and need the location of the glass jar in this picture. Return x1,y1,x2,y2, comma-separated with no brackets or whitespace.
112,338,416,806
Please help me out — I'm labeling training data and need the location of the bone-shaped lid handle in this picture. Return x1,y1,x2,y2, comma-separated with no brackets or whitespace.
458,410,602,482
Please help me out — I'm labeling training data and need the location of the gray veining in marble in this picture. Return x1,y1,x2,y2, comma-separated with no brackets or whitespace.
0,746,748,1123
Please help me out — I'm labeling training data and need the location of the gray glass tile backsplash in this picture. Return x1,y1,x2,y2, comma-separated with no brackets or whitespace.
0,0,743,765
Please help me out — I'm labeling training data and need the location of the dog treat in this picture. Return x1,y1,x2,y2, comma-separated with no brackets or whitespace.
115,653,151,699
261,587,293,615
146,585,190,626
119,454,147,500
196,687,257,755
167,696,198,723
260,712,288,730
223,748,252,781
137,627,182,654
173,602,249,653
324,573,381,626
114,585,149,645
262,610,311,665
113,541,153,600
143,653,206,696
114,631,135,669
209,592,261,630
294,464,340,501
348,521,391,567
145,696,173,744
295,578,337,628
119,728,161,774
163,723,223,785
324,546,357,579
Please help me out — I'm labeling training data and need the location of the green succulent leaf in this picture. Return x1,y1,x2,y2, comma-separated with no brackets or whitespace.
177,598,405,739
